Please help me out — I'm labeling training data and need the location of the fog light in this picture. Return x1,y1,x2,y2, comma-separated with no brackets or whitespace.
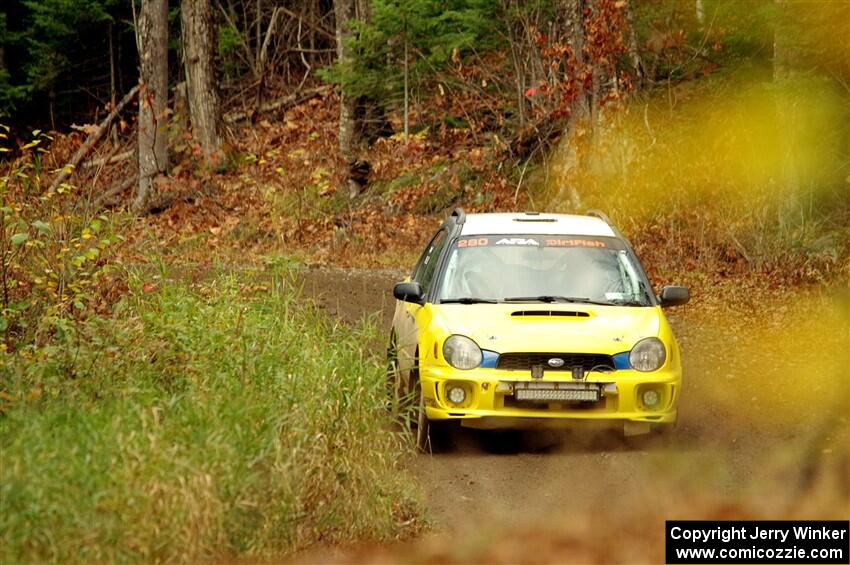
642,389,660,408
447,385,467,405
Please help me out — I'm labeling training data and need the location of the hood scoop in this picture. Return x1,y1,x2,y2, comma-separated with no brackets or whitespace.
511,310,590,318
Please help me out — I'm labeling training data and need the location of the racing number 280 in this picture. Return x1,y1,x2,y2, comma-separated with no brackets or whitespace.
457,238,489,248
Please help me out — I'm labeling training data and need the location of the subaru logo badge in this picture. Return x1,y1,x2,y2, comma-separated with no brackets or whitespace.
547,358,565,368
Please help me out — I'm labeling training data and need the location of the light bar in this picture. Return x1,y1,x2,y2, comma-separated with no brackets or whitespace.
515,388,599,402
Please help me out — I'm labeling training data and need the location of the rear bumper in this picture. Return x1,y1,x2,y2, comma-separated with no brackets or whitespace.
420,366,680,428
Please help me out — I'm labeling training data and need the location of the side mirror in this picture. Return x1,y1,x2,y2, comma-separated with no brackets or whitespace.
659,286,690,307
393,281,425,305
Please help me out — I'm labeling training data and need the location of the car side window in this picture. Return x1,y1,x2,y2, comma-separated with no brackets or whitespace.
413,229,448,292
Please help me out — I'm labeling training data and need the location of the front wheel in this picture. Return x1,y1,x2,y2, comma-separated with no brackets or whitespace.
413,382,430,452
411,379,453,453
385,336,402,414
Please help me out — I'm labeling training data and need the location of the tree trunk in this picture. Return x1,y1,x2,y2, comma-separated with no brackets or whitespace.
624,0,644,87
350,0,390,145
772,0,799,83
355,0,371,22
135,0,169,214
772,0,800,227
403,37,409,144
562,0,590,119
182,0,221,165
109,21,119,145
334,0,357,158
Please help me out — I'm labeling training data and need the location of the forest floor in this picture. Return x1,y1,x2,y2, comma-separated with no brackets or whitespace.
290,267,849,564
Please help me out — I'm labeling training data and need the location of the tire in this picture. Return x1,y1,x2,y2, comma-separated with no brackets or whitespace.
390,346,449,453
387,339,423,441
385,335,401,414
412,381,431,452
651,421,677,438
411,376,454,453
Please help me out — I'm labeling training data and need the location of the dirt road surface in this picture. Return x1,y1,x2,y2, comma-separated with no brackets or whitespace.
299,266,849,564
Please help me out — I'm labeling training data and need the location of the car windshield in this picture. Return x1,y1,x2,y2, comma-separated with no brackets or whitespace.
436,235,652,306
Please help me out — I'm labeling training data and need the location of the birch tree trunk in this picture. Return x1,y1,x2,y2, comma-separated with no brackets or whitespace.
135,0,169,214
334,0,357,158
182,0,221,164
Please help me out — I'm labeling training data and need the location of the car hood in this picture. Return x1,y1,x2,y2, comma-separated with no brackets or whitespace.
431,303,662,354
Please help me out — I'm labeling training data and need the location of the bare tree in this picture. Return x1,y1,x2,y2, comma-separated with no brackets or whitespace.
135,0,169,214
334,0,357,157
182,0,221,164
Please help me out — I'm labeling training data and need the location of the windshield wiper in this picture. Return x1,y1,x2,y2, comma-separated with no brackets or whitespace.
440,297,499,304
607,300,648,307
503,295,611,306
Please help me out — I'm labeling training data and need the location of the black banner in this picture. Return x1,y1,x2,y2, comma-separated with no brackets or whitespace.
666,520,849,564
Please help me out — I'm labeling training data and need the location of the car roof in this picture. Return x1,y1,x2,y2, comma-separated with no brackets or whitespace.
459,212,617,237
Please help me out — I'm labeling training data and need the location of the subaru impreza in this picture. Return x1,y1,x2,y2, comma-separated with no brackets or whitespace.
387,209,689,451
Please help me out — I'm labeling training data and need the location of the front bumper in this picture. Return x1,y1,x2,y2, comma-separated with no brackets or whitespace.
420,366,680,429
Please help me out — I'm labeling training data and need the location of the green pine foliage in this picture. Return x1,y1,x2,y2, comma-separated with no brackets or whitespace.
321,0,501,102
22,0,113,88
0,11,30,116
0,0,133,120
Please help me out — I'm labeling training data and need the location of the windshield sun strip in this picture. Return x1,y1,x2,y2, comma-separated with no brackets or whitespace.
434,234,654,307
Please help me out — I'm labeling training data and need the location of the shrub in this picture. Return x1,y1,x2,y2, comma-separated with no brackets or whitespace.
1,127,123,348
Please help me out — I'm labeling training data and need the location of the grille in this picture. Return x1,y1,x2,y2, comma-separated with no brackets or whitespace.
496,352,615,372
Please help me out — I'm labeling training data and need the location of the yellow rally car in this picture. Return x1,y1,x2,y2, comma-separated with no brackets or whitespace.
387,209,690,451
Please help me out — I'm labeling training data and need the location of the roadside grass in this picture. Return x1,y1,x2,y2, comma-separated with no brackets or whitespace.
0,266,418,563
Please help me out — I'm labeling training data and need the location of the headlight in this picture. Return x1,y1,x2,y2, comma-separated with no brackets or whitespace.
629,337,666,372
442,335,482,370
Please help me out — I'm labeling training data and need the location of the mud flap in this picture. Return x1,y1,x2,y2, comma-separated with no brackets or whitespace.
623,421,651,436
